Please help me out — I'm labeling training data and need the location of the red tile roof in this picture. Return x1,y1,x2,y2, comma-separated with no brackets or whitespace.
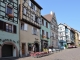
44,14,53,22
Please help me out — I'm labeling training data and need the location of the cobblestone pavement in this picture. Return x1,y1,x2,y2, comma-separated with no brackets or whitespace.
17,47,80,60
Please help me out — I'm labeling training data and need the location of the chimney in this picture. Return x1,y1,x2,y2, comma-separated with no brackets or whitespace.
50,11,53,15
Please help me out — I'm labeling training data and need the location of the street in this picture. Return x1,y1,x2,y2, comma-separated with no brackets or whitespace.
17,47,80,60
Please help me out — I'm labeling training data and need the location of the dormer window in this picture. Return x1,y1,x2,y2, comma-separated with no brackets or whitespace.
6,5,14,18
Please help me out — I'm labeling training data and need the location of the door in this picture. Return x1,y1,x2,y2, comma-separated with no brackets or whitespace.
22,43,26,55
2,44,13,57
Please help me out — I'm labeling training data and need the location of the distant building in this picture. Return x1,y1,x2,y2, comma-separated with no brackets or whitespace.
78,32,80,45
75,31,79,46
58,23,75,48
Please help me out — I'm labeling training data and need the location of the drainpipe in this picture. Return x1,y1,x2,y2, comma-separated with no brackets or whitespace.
19,0,22,57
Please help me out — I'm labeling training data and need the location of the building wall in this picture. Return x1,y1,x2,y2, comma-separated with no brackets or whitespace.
50,13,58,48
40,20,50,46
20,0,41,20
79,33,80,40
70,31,75,42
20,22,40,55
65,28,71,41
0,0,19,57
19,0,42,56
58,24,66,41
75,32,79,46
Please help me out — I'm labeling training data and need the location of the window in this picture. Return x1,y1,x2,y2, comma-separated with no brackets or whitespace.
6,24,12,33
51,24,54,28
0,20,17,33
66,35,69,40
31,13,33,20
29,0,31,6
6,6,13,15
42,19,44,25
32,14,35,21
60,27,62,30
42,30,44,36
23,7,27,15
21,23,24,30
33,14,35,21
32,27,37,35
65,28,68,33
46,32,48,38
28,43,32,51
21,22,28,31
5,23,16,33
31,3,35,11
35,16,38,23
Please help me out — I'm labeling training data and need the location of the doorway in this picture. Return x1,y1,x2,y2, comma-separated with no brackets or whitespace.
34,43,39,52
2,44,13,57
22,43,26,56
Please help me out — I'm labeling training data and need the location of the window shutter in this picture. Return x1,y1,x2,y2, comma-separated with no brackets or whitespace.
48,23,49,28
44,31,46,36
40,18,42,25
24,8,26,14
51,32,53,36
48,32,50,38
24,24,27,31
32,27,33,34
13,25,17,33
41,30,42,35
35,6,37,11
0,20,4,30
3,22,6,31
44,20,46,26
38,18,40,24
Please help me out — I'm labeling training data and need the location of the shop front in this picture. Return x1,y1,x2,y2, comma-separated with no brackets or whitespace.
41,40,48,51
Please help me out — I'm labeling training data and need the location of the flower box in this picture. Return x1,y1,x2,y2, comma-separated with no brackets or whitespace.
42,35,46,38
7,14,14,18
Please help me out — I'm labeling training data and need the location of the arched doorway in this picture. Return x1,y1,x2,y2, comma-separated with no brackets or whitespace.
34,43,39,52
2,44,13,57
1,42,18,57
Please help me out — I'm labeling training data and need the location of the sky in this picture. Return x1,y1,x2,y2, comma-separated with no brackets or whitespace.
35,0,80,31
